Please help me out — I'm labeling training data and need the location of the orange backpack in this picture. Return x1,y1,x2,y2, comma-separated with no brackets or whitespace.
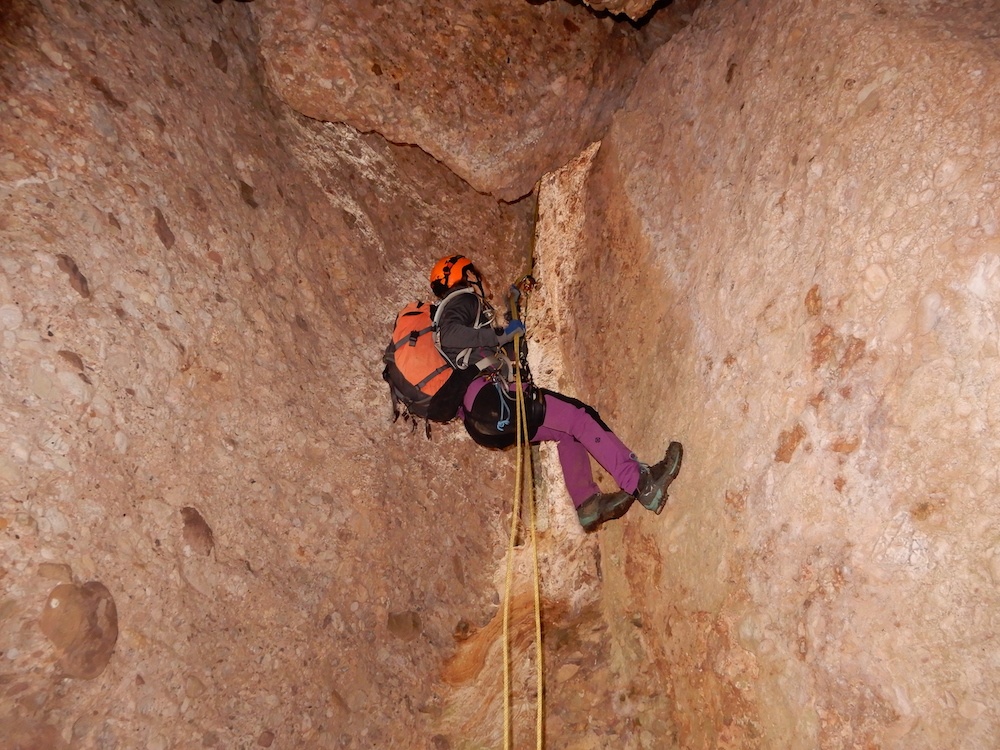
381,291,469,429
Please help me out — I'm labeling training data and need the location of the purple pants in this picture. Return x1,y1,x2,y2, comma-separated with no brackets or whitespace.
464,379,640,507
534,391,641,507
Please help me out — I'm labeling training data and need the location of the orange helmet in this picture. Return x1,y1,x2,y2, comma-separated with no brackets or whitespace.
430,255,476,298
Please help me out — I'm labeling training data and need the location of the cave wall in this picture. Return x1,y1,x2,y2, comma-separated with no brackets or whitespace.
535,0,1000,747
248,0,695,200
0,1,532,747
7,0,999,747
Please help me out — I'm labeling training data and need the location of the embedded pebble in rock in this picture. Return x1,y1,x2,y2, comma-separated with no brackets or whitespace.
0,717,68,750
862,263,891,302
185,674,206,698
37,562,74,582
39,581,119,680
55,254,91,299
386,610,421,641
0,304,24,330
152,207,176,249
181,507,215,556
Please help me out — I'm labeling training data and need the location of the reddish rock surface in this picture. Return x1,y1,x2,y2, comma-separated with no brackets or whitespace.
531,0,1000,747
582,0,663,22
0,1,529,746
4,0,1000,747
250,0,692,200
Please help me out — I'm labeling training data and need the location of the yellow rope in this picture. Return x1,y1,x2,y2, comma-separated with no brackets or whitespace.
502,308,544,748
516,353,544,750
502,220,543,747
501,383,521,748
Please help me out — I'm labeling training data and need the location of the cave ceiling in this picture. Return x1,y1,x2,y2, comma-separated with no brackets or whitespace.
250,0,696,201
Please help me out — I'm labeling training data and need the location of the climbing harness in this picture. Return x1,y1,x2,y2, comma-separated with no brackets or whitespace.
501,268,544,750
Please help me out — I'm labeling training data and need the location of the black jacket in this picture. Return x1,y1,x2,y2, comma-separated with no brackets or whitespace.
436,289,546,448
435,290,501,370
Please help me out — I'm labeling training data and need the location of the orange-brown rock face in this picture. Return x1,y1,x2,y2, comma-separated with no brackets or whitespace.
582,0,660,23
250,0,689,201
532,0,1000,747
0,0,530,747
8,0,1000,746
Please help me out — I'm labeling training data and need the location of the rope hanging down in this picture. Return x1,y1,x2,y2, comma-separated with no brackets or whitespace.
501,278,544,750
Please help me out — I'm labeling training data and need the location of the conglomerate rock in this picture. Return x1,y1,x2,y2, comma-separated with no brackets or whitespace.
0,0,531,746
582,0,660,23
249,0,691,201
6,0,1000,746
533,0,1000,747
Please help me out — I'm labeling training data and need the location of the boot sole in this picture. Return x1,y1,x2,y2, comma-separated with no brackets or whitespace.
645,442,684,515
581,493,635,532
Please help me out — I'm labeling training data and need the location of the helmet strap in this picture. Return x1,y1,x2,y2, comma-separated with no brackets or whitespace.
470,275,486,300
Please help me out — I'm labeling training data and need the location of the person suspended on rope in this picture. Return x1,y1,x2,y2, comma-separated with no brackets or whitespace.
428,254,684,532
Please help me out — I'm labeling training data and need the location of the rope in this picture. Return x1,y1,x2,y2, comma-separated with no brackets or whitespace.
518,348,544,750
501,284,544,749
495,381,512,431
500,397,520,747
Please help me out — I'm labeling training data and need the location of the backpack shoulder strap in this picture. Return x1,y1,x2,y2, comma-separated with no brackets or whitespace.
432,286,478,327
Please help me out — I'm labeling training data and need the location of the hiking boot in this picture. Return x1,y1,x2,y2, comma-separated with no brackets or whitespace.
576,491,635,533
634,441,684,514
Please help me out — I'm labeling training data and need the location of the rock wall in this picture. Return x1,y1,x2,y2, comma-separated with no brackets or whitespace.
7,0,999,747
535,0,1000,747
250,0,694,201
0,1,532,747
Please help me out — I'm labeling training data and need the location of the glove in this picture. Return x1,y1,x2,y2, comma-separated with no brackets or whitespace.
497,319,525,345
508,284,521,304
